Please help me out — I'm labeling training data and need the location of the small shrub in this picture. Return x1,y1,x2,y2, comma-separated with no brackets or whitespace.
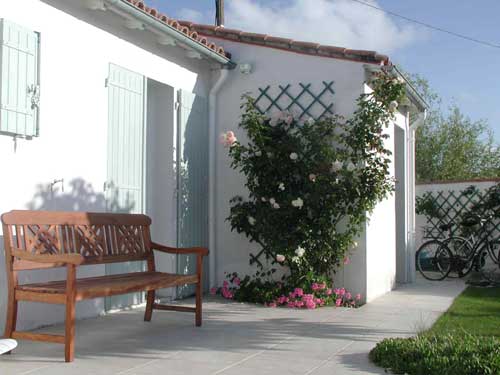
210,271,361,309
369,333,500,375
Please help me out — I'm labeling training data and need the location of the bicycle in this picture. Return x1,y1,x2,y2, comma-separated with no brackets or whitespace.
416,213,500,283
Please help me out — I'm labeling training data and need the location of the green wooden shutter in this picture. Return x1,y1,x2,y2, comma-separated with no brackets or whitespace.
0,19,39,137
177,89,209,297
105,63,146,311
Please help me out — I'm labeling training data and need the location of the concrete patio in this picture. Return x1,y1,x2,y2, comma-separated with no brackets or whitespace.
0,278,465,375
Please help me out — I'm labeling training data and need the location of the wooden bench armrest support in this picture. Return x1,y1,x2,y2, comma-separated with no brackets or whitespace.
10,249,85,266
150,242,209,257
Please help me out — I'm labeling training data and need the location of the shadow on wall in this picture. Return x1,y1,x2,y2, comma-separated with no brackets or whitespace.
0,178,136,331
25,178,134,213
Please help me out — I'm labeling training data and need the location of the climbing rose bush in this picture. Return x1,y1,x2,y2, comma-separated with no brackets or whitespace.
221,72,405,302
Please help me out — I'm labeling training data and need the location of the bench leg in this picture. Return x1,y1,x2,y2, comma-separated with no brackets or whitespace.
3,291,18,354
195,282,202,327
144,290,155,322
65,265,76,363
195,255,203,327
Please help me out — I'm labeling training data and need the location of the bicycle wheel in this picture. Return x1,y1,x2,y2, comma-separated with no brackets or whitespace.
416,240,453,281
480,240,500,285
444,236,474,277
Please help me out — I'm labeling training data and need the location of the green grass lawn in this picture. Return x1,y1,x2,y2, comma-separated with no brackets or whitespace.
430,286,500,337
370,287,500,375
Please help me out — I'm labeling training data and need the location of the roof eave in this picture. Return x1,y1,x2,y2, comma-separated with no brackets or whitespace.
364,64,429,112
103,0,235,68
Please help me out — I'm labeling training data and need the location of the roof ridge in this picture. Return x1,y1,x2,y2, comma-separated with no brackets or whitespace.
178,21,390,66
124,0,230,59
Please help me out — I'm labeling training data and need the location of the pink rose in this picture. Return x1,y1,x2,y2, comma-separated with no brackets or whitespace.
339,288,346,296
233,277,241,286
303,294,314,301
335,298,342,307
287,301,295,308
295,301,304,308
311,283,319,291
355,293,361,301
334,288,340,295
276,254,286,263
343,257,351,265
220,131,237,147
267,302,277,308
294,288,304,297
326,288,333,296
318,282,326,290
209,287,217,296
305,300,316,309
222,288,233,299
223,280,229,288
345,292,352,300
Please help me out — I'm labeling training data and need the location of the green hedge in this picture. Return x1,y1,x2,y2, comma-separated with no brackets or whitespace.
369,333,500,375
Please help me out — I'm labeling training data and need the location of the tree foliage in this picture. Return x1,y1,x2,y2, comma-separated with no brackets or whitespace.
409,74,500,182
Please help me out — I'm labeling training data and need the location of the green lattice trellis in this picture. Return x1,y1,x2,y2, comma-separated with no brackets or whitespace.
253,81,335,120
417,185,500,242
248,81,336,268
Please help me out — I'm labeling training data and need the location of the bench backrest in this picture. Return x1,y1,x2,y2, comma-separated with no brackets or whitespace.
1,210,152,270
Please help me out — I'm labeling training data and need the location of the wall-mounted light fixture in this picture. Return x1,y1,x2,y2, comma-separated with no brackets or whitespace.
239,63,252,75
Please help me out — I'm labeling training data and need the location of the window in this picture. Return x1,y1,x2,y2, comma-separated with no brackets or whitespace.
0,19,40,138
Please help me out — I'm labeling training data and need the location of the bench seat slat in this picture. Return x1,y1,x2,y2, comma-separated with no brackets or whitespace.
16,272,198,300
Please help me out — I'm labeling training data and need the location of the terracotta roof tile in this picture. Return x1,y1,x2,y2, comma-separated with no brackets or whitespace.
123,0,390,65
179,21,391,65
123,0,229,59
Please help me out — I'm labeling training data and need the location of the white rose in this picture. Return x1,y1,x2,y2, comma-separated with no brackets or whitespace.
261,197,267,202
291,198,304,209
267,152,273,158
346,162,356,172
292,256,300,263
269,198,276,205
306,117,315,125
255,150,262,157
352,241,358,248
248,216,256,226
389,100,398,111
295,247,305,257
276,254,286,263
309,174,317,182
289,152,298,161
278,182,285,191
331,160,343,172
273,203,280,209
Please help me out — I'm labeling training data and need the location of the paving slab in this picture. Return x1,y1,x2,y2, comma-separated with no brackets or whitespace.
0,277,466,375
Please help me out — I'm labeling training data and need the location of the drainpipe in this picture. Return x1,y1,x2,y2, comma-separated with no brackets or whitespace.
208,68,230,288
407,110,427,283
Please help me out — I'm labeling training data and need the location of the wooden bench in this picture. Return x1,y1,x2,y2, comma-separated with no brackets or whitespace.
1,210,208,362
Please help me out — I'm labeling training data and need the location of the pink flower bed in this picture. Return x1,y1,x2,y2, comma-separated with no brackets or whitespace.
210,276,361,310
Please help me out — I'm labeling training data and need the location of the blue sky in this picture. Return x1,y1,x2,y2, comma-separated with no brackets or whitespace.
146,0,500,142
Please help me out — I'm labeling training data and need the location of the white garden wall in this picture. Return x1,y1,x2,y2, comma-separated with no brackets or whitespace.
415,179,500,249
0,0,211,330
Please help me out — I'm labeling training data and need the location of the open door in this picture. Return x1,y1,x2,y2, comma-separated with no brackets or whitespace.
105,63,146,310
176,89,209,297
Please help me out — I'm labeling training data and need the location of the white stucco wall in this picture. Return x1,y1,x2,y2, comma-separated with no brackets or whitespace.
0,0,211,330
212,39,405,301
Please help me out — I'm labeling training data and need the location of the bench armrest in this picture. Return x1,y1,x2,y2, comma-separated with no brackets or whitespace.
10,249,85,266
151,242,209,257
